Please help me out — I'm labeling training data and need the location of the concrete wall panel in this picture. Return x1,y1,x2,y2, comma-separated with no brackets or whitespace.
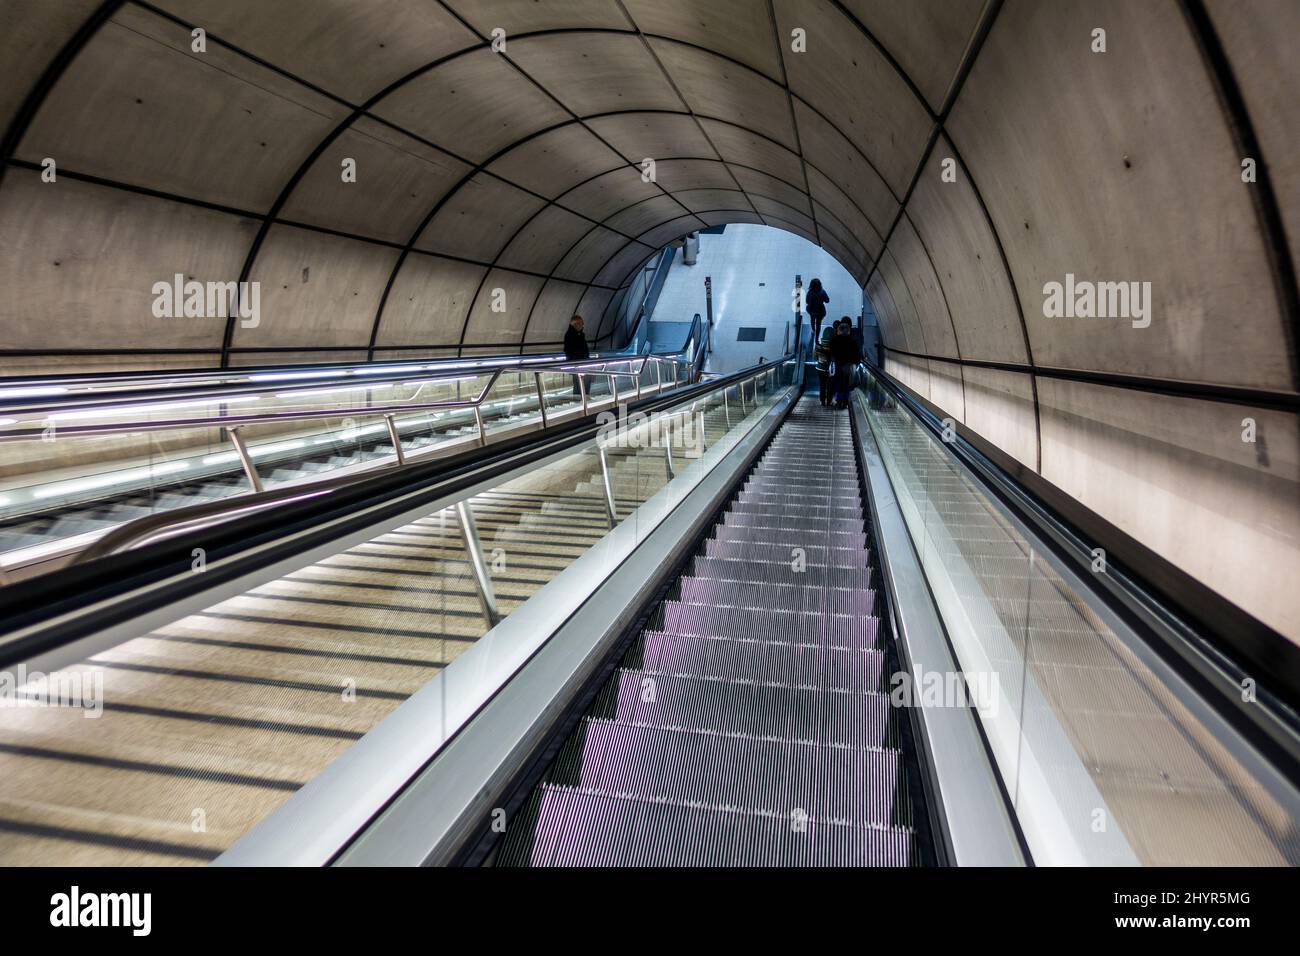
415,174,546,263
281,118,470,244
557,168,661,223
960,365,1038,471
497,206,596,274
237,225,400,349
624,0,785,82
586,112,717,162
773,0,931,195
698,119,807,189
445,0,629,34
606,195,697,237
840,0,986,112
371,50,569,163
487,125,625,198
1038,378,1300,641
0,172,255,351
507,33,681,116
949,0,1289,388
731,167,812,216
890,215,959,359
648,40,797,150
156,0,478,102
0,0,101,134
462,269,545,346
19,9,347,213
524,279,588,343
374,255,486,347
904,138,1027,363
793,100,898,239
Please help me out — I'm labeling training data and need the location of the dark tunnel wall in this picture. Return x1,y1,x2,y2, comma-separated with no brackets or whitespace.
0,0,1297,638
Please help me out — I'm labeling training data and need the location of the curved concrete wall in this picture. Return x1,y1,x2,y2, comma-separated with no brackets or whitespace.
1,1,1297,638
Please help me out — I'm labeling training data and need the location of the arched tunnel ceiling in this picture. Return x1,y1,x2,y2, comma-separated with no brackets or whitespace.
0,0,1296,392
0,0,987,366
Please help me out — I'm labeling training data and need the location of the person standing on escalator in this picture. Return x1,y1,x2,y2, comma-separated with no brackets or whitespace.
830,318,861,409
564,314,589,395
815,323,835,406
805,278,829,341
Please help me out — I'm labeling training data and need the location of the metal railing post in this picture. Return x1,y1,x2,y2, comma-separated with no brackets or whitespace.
597,441,618,528
455,500,500,627
474,406,487,447
383,414,405,465
578,373,588,414
663,414,675,477
533,374,548,429
722,388,731,427
227,426,264,493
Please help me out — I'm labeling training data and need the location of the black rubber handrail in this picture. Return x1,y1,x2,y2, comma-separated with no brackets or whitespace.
861,361,1300,781
0,357,792,668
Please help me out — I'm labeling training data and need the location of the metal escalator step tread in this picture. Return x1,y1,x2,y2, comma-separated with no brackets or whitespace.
677,577,877,617
630,630,885,692
499,785,915,867
689,556,871,589
660,601,880,648
542,719,909,827
590,670,896,748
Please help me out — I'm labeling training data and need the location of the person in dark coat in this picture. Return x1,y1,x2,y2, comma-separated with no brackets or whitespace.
805,278,829,340
829,318,861,409
814,324,835,406
564,314,589,395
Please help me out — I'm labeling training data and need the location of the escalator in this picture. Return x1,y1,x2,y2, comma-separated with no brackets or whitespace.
1,342,1297,868
496,398,923,866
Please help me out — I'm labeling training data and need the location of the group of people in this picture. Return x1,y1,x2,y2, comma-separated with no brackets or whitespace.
806,278,862,409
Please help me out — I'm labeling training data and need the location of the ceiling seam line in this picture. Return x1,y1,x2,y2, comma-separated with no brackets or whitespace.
766,0,825,256
614,0,766,221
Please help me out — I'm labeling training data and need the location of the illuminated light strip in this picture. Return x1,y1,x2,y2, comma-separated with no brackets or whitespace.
0,386,69,399
48,395,261,421
274,383,394,399
203,439,306,465
32,461,191,499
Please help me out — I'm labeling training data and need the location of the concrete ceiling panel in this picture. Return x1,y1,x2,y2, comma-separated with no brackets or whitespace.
773,0,931,196
902,140,1026,363
840,0,986,112
698,119,806,187
949,0,1289,388
605,195,699,236
650,159,739,193
696,211,766,228
793,100,898,236
889,214,958,358
1207,0,1300,285
575,286,616,337
813,208,871,277
237,225,400,349
280,117,471,244
585,112,717,162
818,231,870,288
761,217,819,247
497,205,596,273
730,167,812,216
623,0,785,82
19,9,347,212
648,40,797,150
805,165,885,257
0,0,102,134
636,215,703,250
370,49,570,163
414,174,546,262
750,196,816,236
506,33,683,116
462,269,545,345
155,0,480,102
375,255,487,347
673,188,753,214
867,263,919,355
444,0,630,35
592,243,657,289
557,167,662,223
0,171,256,351
524,279,589,343
555,227,645,283
487,124,625,198
959,365,1038,471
